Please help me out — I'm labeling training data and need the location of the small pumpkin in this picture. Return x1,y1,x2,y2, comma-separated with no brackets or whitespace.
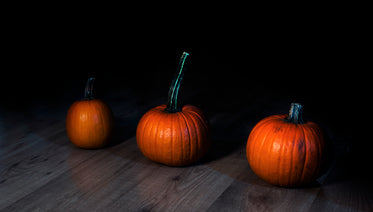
66,77,115,149
246,103,324,187
136,52,210,166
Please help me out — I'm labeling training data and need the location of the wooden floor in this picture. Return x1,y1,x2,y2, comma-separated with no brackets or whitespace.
1,85,372,212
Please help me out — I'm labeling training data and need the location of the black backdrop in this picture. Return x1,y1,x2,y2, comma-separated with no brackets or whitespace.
3,38,362,123
1,21,370,183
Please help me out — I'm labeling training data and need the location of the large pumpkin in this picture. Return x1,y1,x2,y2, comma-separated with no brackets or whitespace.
136,52,210,166
66,77,115,149
246,103,324,187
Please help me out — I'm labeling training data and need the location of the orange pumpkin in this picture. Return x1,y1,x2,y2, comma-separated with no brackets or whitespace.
66,77,115,149
246,103,324,187
136,52,210,166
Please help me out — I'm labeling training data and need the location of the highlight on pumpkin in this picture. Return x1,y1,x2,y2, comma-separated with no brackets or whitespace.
246,103,325,187
136,52,211,166
66,77,115,149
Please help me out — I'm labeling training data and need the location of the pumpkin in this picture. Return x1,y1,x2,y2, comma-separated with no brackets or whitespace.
136,52,210,166
66,77,115,149
246,103,324,187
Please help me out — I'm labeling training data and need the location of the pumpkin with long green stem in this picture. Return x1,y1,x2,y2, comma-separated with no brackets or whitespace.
136,52,210,166
66,77,115,149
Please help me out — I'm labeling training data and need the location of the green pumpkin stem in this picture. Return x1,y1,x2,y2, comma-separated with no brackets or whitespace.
166,52,189,113
287,103,304,124
84,77,95,99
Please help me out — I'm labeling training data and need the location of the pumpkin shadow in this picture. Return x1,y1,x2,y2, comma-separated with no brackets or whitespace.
105,115,138,148
316,141,373,210
99,89,156,149
199,111,259,164
321,137,373,185
201,136,246,164
315,124,373,210
317,131,334,180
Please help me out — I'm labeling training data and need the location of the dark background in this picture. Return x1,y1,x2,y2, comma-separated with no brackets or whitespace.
1,14,370,185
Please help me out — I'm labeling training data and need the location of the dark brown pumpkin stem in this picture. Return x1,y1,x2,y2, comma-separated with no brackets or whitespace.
166,52,189,113
84,77,95,99
287,103,304,124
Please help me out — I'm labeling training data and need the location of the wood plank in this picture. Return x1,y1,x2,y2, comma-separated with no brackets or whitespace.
104,150,247,212
2,136,249,212
207,168,321,212
0,120,66,161
1,136,142,211
309,180,373,212
0,123,99,210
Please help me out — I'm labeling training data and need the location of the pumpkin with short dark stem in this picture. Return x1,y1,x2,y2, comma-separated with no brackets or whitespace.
66,77,115,149
246,103,324,187
136,52,210,166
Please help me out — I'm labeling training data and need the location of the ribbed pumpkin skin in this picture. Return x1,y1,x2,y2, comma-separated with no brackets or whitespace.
66,99,114,149
136,104,210,166
246,114,324,187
